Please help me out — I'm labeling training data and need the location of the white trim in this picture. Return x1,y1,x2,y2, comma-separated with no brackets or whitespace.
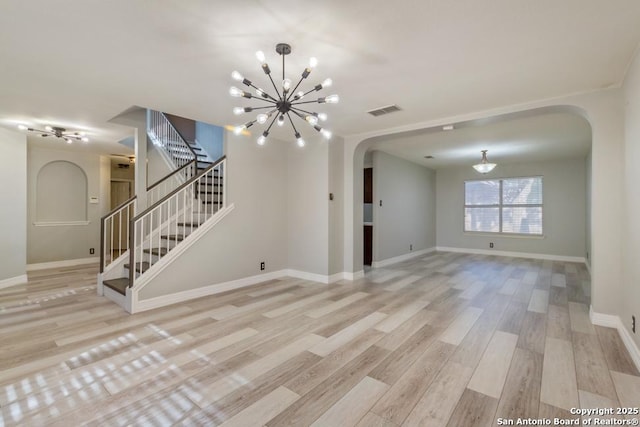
286,269,334,284
0,274,28,290
27,257,99,271
328,272,346,283
132,204,235,292
132,269,289,313
33,221,90,227
590,306,640,372
343,270,365,281
435,246,586,264
372,247,437,268
103,286,127,310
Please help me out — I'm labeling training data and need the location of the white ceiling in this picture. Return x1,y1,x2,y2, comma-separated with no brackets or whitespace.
368,111,592,169
0,1,639,155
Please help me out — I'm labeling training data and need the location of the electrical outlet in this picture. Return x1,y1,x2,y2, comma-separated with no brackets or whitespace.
633,315,636,334
260,261,265,271
489,242,494,248
410,244,413,251
89,248,95,255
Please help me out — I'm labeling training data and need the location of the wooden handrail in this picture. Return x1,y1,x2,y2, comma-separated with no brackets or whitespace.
147,159,197,191
132,155,226,224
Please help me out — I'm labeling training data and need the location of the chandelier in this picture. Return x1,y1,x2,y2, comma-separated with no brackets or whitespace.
473,150,497,174
18,124,89,143
230,43,338,147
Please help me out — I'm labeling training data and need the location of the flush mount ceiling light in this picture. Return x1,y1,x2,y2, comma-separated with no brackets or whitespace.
229,43,338,147
18,124,89,144
473,150,497,174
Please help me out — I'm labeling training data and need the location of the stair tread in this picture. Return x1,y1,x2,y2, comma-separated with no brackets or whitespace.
103,278,129,295
162,234,186,241
124,261,151,273
143,247,169,256
177,222,201,227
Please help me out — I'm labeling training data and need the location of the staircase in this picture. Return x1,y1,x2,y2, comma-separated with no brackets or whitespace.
98,111,228,311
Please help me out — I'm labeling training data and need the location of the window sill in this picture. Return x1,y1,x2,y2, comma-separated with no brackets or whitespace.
33,221,90,227
463,231,545,240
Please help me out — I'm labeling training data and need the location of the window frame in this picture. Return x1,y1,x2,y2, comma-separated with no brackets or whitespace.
463,176,544,237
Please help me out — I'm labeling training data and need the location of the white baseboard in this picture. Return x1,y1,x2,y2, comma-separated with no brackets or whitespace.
372,247,437,269
344,270,365,281
287,269,331,284
590,306,640,372
585,259,592,275
436,246,586,264
27,257,99,271
0,274,28,290
132,269,289,313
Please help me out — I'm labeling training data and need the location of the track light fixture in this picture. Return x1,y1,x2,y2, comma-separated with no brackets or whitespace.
230,43,338,147
17,124,89,144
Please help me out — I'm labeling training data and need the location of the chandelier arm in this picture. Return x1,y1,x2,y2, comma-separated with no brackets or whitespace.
290,106,318,116
264,112,280,134
245,105,277,111
246,82,279,102
267,73,282,100
286,112,300,135
248,96,278,104
291,99,324,106
286,76,306,102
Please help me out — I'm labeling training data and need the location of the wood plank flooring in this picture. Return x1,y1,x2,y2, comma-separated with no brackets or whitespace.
1,253,638,426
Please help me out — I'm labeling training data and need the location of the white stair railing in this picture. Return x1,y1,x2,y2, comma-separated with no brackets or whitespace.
146,110,198,203
100,196,136,273
128,157,226,288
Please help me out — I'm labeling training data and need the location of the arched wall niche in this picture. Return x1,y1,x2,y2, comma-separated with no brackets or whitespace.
36,160,88,223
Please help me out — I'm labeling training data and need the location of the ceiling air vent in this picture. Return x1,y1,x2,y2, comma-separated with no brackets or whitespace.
367,104,402,117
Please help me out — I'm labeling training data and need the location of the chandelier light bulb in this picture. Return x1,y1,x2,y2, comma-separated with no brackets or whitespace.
325,94,340,104
322,78,333,88
297,137,305,147
256,50,266,63
256,88,266,97
81,137,89,142
257,135,267,145
305,115,318,125
294,91,305,100
231,70,244,81
234,125,246,135
283,78,292,92
309,57,318,68
45,125,53,131
256,113,268,124
321,129,332,139
17,124,28,130
66,138,72,144
233,107,245,115
277,115,285,126
318,113,328,121
229,86,243,97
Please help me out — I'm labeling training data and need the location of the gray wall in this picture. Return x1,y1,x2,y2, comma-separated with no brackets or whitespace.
139,132,289,299
27,145,110,264
287,141,330,276
622,47,640,348
0,128,27,281
372,151,437,262
195,121,224,161
436,158,587,258
329,137,345,275
585,149,592,265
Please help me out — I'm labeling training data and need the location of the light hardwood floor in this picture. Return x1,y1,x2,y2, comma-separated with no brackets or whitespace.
1,253,639,426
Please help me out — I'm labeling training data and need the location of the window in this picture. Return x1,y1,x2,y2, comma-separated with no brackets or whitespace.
464,176,543,235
